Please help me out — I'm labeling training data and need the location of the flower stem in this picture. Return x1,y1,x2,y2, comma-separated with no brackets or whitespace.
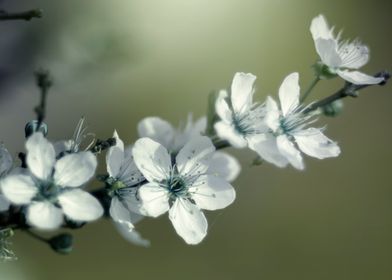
300,76,320,103
24,230,49,244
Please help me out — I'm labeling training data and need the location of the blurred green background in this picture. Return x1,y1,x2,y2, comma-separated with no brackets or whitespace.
0,0,391,279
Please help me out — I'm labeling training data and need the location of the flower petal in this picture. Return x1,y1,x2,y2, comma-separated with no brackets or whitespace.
58,189,104,222
106,130,125,178
314,38,342,68
109,196,135,231
137,117,175,148
132,138,172,183
310,14,333,41
116,146,145,186
277,135,304,170
26,132,56,180
27,201,63,230
231,72,257,115
279,73,300,117
138,182,170,217
114,222,151,247
54,152,97,187
208,151,241,182
169,198,208,245
189,175,236,211
215,90,233,124
0,174,37,204
248,134,289,168
176,136,215,178
264,96,280,131
336,70,384,85
0,145,13,177
0,194,10,212
214,121,247,148
293,128,341,159
338,43,369,69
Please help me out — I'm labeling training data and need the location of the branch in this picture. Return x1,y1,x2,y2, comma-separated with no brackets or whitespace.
0,9,42,21
304,71,390,114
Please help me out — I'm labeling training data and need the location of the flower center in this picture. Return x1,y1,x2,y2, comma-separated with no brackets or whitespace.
37,180,60,202
167,176,188,198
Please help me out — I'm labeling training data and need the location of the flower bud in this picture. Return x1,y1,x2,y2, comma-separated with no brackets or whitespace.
49,233,73,255
322,100,344,117
25,120,48,138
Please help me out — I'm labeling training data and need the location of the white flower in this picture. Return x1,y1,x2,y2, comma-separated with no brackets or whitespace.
0,133,103,230
214,72,267,149
138,114,241,182
249,73,341,170
0,145,13,212
132,136,236,245
310,14,384,85
105,131,149,247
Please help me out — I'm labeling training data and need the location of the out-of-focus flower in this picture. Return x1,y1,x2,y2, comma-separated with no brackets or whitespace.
249,73,340,170
138,115,240,182
0,133,103,230
133,136,236,244
0,145,13,212
310,14,384,85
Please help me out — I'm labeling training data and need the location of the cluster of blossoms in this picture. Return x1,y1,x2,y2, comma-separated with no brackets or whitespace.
0,14,388,258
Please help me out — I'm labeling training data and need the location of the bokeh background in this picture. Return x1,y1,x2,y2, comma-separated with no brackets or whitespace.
0,0,391,279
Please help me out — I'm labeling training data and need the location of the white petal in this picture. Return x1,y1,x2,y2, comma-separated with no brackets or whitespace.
173,115,207,151
338,43,369,69
214,122,247,148
336,70,384,85
27,201,63,230
26,132,56,180
114,222,151,247
116,147,145,186
138,183,170,217
0,174,37,204
58,189,103,222
132,138,171,183
208,151,241,182
277,135,304,170
176,136,215,178
53,140,74,155
279,73,300,117
310,14,333,40
231,72,257,115
109,196,135,231
137,117,175,148
248,134,289,168
54,152,97,187
293,128,341,159
314,38,342,68
189,175,236,210
215,90,233,123
0,145,13,176
264,96,280,131
106,130,125,178
0,194,10,212
169,198,208,245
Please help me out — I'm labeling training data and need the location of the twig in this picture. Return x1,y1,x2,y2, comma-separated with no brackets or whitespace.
0,9,42,21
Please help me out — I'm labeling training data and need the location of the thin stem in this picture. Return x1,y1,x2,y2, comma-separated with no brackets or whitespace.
0,9,42,21
34,70,53,131
300,76,320,103
24,230,48,244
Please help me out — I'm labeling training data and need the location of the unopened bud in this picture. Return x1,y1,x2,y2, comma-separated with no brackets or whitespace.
322,100,344,117
49,233,73,255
